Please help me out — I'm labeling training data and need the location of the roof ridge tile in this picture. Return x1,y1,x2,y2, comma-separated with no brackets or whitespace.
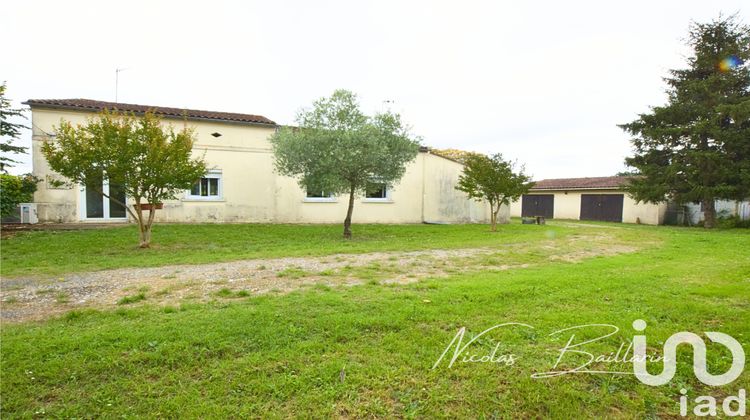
23,98,276,126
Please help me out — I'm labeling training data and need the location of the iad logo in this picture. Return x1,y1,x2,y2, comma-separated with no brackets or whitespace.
631,319,746,417
631,319,745,386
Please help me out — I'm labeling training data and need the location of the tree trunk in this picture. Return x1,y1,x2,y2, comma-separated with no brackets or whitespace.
139,223,152,248
489,201,497,232
139,207,157,248
133,201,157,248
135,204,148,248
343,185,356,239
702,198,717,229
492,204,502,232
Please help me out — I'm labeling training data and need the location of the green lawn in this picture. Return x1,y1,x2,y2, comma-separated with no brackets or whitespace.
1,223,749,417
1,222,581,278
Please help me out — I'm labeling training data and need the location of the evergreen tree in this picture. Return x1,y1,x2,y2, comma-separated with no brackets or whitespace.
0,82,29,172
620,16,750,228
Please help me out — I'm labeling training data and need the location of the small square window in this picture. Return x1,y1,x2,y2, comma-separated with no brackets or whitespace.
363,182,392,202
187,171,222,200
306,190,330,198
365,182,388,199
304,189,336,202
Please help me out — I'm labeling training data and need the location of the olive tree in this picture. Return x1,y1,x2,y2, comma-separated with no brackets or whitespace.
271,90,421,238
42,110,206,247
456,153,533,231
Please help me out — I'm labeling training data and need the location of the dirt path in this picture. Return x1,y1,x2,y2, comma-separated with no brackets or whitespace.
0,233,642,323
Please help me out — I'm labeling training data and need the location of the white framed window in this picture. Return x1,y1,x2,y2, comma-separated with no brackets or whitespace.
186,170,223,200
363,182,392,202
304,189,336,202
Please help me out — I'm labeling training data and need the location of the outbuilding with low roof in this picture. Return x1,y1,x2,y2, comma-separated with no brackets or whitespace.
509,176,667,225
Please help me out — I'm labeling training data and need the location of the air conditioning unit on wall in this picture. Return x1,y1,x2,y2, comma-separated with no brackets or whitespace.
19,203,38,224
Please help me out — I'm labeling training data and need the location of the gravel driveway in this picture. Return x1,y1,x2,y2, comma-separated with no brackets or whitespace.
1,247,499,323
1,233,640,323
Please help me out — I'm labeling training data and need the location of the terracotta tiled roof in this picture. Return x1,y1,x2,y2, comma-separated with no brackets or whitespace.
23,98,276,126
428,148,481,164
531,176,633,190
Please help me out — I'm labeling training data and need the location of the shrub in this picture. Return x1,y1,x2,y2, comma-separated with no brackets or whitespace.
717,214,750,229
0,174,39,217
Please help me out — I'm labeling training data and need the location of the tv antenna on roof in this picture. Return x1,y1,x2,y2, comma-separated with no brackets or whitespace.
115,68,128,102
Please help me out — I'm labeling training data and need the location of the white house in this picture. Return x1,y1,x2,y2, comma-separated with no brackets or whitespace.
26,99,500,225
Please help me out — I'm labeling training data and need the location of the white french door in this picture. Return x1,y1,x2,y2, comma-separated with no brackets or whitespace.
80,176,128,220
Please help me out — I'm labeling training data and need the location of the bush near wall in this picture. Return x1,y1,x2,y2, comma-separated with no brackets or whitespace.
717,214,750,228
0,174,38,217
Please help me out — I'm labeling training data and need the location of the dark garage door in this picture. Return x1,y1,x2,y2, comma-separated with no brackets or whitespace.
580,194,624,222
521,194,554,218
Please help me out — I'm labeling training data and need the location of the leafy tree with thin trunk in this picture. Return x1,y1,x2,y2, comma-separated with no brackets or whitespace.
0,82,29,172
42,110,207,247
456,153,532,231
270,90,421,239
619,16,750,228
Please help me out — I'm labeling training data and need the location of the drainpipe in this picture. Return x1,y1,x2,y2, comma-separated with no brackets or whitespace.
421,150,426,223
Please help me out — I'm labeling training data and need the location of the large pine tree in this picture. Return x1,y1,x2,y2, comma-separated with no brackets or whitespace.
620,16,750,228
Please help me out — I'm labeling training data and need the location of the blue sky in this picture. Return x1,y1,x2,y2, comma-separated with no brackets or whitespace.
4,1,747,179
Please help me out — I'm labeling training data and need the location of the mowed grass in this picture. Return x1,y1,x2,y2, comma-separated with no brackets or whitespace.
1,222,579,277
1,224,749,417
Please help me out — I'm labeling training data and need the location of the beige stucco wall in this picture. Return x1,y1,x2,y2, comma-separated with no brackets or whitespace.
31,107,495,224
422,154,499,223
510,190,667,225
31,109,82,223
270,152,493,224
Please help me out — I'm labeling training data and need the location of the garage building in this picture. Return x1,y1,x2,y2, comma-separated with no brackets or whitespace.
510,176,667,225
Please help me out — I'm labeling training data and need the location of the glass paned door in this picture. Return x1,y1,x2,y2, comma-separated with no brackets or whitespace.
85,174,104,218
82,177,128,220
85,181,105,218
109,184,127,218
